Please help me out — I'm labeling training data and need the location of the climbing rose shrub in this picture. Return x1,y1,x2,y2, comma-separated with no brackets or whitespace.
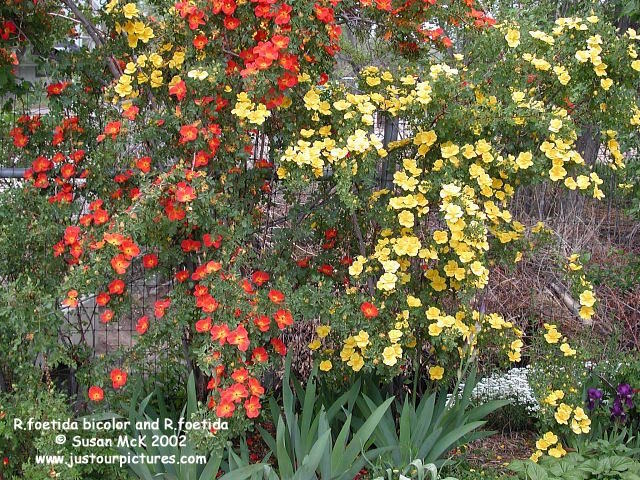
272,15,640,459
3,0,640,463
6,0,487,443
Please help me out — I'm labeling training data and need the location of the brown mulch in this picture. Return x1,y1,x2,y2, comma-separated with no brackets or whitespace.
457,431,537,471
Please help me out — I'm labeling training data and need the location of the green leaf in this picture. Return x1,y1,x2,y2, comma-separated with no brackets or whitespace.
398,395,411,458
258,424,277,455
198,450,223,480
621,473,640,480
276,415,294,479
118,447,155,480
359,394,397,449
326,380,361,422
523,460,549,480
610,456,636,472
414,393,436,444
621,0,640,17
186,370,197,419
330,413,352,472
466,399,510,422
293,429,330,480
413,425,443,462
179,442,197,480
425,421,486,462
300,369,317,452
508,459,528,473
317,412,332,480
339,397,393,474
219,465,269,480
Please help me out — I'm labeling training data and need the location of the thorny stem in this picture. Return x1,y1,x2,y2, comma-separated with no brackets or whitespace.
61,0,123,79
351,211,375,297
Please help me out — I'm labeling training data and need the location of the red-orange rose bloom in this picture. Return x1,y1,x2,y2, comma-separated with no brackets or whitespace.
88,386,104,402
360,301,379,318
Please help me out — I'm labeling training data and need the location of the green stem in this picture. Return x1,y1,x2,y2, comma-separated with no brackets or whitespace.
445,309,483,409
412,336,420,406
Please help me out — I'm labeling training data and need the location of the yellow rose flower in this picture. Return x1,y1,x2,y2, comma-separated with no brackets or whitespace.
426,306,441,319
544,328,561,344
549,164,567,181
428,323,443,337
548,443,567,458
122,2,139,18
319,360,332,372
354,330,370,348
579,290,596,307
348,352,364,372
505,29,521,48
316,325,331,339
554,403,572,424
382,346,400,366
560,342,576,356
406,295,421,308
508,351,521,362
575,50,590,62
579,305,594,319
388,330,403,343
365,76,381,86
536,431,558,450
433,230,449,244
393,236,421,257
441,142,460,159
398,210,415,228
429,365,444,380
516,151,533,169
549,118,563,133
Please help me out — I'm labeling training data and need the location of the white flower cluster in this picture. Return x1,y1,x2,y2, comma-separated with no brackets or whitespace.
463,366,540,414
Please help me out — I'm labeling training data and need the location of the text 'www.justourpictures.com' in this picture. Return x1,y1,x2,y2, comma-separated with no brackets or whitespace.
35,453,207,469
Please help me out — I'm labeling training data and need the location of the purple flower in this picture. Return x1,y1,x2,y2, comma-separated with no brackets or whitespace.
610,384,635,422
611,398,626,420
588,388,603,400
617,383,633,398
587,387,603,410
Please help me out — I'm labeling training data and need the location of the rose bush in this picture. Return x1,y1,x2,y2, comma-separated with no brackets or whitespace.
1,0,640,475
